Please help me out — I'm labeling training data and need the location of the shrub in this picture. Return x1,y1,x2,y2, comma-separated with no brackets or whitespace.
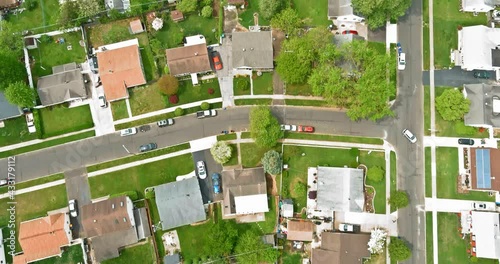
164,66,170,74
388,238,412,261
158,75,179,95
210,141,232,164
208,88,215,94
201,0,213,6
201,102,210,110
145,189,155,199
367,166,385,183
201,6,213,18
261,150,282,175
175,107,184,116
388,190,409,210
169,95,179,104
39,34,53,44
237,78,250,90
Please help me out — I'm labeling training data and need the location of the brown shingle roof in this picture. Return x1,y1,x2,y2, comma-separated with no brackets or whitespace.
312,232,371,264
165,43,212,75
97,43,146,101
13,213,70,264
286,220,314,241
0,0,17,8
470,147,500,191
129,19,144,34
171,10,184,22
221,167,267,216
81,196,134,237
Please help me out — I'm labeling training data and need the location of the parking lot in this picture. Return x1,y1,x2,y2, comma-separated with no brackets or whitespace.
192,149,223,204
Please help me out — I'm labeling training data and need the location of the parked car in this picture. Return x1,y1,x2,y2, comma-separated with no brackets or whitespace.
473,70,490,79
139,143,157,152
298,125,314,133
280,124,297,131
120,127,137,136
212,173,221,194
338,223,360,233
212,52,223,70
0,179,8,187
197,161,207,179
472,202,487,210
25,112,36,133
458,138,475,145
197,110,217,119
98,94,107,108
342,30,358,35
402,129,417,143
398,53,406,70
157,119,174,127
139,125,151,132
68,199,78,217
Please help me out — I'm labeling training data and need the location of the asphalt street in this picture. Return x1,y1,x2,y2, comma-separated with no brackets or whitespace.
422,67,496,86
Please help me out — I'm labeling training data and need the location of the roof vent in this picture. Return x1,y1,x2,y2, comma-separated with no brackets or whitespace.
112,204,115,209
194,52,198,56
93,219,97,223
251,48,254,51
120,201,124,207
123,217,127,223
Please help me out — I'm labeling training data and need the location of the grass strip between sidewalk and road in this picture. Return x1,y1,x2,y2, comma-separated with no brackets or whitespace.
0,130,95,159
234,99,273,105
87,143,190,173
285,99,330,107
390,151,397,213
0,173,65,195
216,133,237,141
284,132,384,145
426,212,434,264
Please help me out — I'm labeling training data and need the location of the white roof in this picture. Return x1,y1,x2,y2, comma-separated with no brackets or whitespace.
95,38,139,53
462,0,500,12
460,26,500,70
234,194,269,214
185,35,206,46
493,97,500,113
282,204,294,218
316,167,365,212
470,211,500,259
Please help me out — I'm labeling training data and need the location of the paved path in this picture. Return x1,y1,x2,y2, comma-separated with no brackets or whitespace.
424,198,497,213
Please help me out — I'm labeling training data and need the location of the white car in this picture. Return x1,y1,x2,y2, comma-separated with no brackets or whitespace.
98,94,107,108
338,223,359,233
157,119,174,127
472,202,487,210
68,199,78,217
25,112,36,133
197,161,207,179
402,129,417,143
398,53,406,70
280,124,297,131
120,127,138,137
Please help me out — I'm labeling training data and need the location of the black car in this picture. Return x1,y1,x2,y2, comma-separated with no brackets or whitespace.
473,70,490,79
139,125,151,132
458,138,474,145
139,143,157,152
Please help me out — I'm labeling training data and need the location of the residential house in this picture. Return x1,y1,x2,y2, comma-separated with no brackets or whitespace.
463,84,500,128
12,213,72,264
327,0,365,34
469,147,500,191
163,253,181,264
221,167,269,218
95,39,146,102
171,10,184,22
307,167,364,217
81,196,150,263
105,0,130,12
129,19,145,34
37,62,88,106
154,177,207,231
455,25,500,72
311,232,371,263
0,0,19,9
286,220,315,242
231,31,274,71
281,199,294,218
460,211,500,260
461,0,500,13
0,91,21,121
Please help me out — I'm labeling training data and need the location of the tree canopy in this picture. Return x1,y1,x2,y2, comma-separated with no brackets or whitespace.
352,0,412,29
271,8,302,35
261,150,282,175
4,81,35,107
210,141,232,164
235,230,280,264
204,220,238,258
0,21,23,56
435,88,470,121
367,166,385,183
201,6,213,18
76,0,101,19
177,0,198,13
388,190,409,210
157,75,179,96
249,106,283,148
0,52,28,91
388,237,412,261
259,0,285,20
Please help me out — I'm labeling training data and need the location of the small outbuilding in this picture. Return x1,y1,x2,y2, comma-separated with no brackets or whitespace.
129,19,145,34
171,10,184,22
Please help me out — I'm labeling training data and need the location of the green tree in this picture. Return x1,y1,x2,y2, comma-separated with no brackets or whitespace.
158,75,179,95
388,237,412,261
175,107,184,116
210,141,232,164
201,0,213,6
270,8,302,35
235,230,280,264
22,0,38,11
204,218,238,257
0,21,23,56
261,150,282,175
352,0,412,29
388,190,409,210
201,6,213,18
294,181,307,199
259,0,285,20
237,78,250,90
367,166,384,183
249,106,283,148
200,102,210,110
177,0,198,13
4,82,35,107
77,0,101,18
0,52,27,91
59,1,80,26
435,88,470,121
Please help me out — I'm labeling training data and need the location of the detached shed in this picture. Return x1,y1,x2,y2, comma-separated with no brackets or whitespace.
129,19,145,34
171,10,184,22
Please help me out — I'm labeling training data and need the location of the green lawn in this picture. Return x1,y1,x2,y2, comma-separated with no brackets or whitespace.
361,151,387,214
101,240,156,264
217,133,237,141
34,244,84,264
390,151,397,213
284,133,384,145
0,174,64,195
154,15,218,48
435,87,489,138
253,72,274,95
240,143,282,168
433,0,487,68
286,83,313,96
436,147,493,201
425,147,432,197
239,0,270,28
173,79,222,106
291,0,330,26
424,86,431,135
6,0,60,33
284,99,330,107
111,100,129,120
0,116,39,147
38,105,94,138
87,143,190,172
89,154,194,199
29,31,87,80
241,132,252,139
235,99,273,105
282,253,302,264
423,0,430,70
233,76,252,96
426,212,434,264
225,144,240,166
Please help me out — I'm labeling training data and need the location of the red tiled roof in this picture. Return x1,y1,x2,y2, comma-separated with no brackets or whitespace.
97,44,146,101
171,10,184,22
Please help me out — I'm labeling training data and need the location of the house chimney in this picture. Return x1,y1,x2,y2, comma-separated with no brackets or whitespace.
242,48,246,51
112,204,115,209
194,52,198,56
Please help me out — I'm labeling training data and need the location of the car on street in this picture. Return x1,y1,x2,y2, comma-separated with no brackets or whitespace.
139,143,157,152
120,127,137,136
212,173,221,194
68,199,78,217
458,138,475,145
157,119,174,127
402,129,417,143
0,179,7,186
398,53,406,70
281,124,297,131
212,52,223,70
139,125,151,132
197,110,217,119
197,161,207,179
98,94,107,108
472,202,487,210
297,125,314,133
473,70,490,79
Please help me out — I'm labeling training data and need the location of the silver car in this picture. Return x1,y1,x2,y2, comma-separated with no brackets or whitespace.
197,161,206,179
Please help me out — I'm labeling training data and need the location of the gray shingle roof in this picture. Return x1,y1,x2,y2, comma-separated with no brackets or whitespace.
37,63,87,106
163,254,181,264
232,31,274,69
316,167,364,212
464,84,500,128
155,177,206,231
0,91,21,120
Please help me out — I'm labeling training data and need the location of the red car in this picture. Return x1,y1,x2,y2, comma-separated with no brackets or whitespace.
298,126,314,133
212,53,223,70
342,30,358,35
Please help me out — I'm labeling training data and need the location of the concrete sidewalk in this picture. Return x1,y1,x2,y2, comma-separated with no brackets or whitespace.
424,136,498,148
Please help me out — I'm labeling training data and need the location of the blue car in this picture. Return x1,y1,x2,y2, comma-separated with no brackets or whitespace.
212,173,221,194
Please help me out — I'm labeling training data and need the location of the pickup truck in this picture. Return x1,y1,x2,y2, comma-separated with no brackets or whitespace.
197,110,217,119
26,112,36,133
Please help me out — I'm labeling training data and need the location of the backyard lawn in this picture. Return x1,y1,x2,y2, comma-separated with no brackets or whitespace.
291,0,330,27
101,240,156,264
426,212,434,264
111,100,129,120
29,30,87,80
433,0,487,68
88,153,194,199
6,0,60,33
0,116,39,147
154,15,218,48
436,147,494,201
37,105,93,138
34,244,84,264
225,144,239,166
286,83,313,96
239,0,270,28
252,72,274,95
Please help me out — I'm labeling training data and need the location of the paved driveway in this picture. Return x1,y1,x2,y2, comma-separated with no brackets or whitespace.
89,84,115,136
192,150,222,203
213,37,234,107
423,67,496,87
64,167,91,239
